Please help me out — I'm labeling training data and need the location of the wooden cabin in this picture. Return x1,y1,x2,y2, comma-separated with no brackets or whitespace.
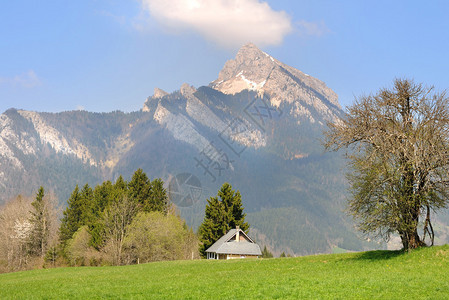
205,226,262,259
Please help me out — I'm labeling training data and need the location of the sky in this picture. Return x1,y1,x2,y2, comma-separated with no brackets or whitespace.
1,0,449,114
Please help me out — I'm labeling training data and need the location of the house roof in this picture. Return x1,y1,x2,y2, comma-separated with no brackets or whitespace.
206,229,262,256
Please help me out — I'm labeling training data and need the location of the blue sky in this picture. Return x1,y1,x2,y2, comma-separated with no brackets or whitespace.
1,0,448,114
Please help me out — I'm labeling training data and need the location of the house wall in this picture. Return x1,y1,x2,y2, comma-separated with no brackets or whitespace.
227,254,259,259
208,253,259,259
239,235,249,242
207,252,219,259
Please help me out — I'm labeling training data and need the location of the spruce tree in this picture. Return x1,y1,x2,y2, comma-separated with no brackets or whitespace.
89,181,114,249
28,186,50,257
219,183,248,232
261,246,273,258
60,185,91,244
198,197,225,257
113,175,128,200
79,183,94,224
92,180,114,214
128,169,168,213
198,183,249,258
128,168,151,209
148,178,168,214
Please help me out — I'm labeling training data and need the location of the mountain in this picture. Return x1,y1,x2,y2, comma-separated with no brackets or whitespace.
211,43,340,109
1,43,382,254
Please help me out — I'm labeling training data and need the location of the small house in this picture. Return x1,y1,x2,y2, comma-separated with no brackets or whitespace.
205,226,262,259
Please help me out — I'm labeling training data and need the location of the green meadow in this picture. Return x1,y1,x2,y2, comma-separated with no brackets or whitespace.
1,245,449,299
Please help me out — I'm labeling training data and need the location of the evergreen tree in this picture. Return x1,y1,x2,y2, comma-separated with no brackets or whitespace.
219,183,248,231
128,168,151,209
198,183,249,258
261,246,273,258
28,186,50,257
79,183,94,224
148,178,168,214
198,197,225,257
113,175,128,200
60,185,92,244
127,169,168,213
92,180,114,215
89,181,114,249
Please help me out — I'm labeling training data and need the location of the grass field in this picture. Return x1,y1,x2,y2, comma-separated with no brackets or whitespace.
1,245,449,299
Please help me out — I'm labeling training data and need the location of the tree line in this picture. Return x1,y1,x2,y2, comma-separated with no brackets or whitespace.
0,166,258,273
0,169,199,272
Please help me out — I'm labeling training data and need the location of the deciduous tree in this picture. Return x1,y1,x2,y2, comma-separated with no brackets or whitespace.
28,187,59,258
325,79,449,250
123,211,199,263
102,195,138,265
0,195,33,272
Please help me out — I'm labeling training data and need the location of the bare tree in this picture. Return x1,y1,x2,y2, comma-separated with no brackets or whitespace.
28,187,60,259
325,79,449,250
0,195,33,272
102,196,138,265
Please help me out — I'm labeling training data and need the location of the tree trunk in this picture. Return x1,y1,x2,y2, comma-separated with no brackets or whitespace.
400,227,422,250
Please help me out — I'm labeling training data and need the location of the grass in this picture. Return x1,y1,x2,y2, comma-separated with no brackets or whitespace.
1,245,449,299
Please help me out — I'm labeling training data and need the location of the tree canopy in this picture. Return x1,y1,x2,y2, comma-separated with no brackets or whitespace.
59,169,172,262
325,79,449,250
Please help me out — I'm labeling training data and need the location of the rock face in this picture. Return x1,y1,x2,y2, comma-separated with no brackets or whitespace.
18,110,96,165
143,88,169,112
0,43,384,255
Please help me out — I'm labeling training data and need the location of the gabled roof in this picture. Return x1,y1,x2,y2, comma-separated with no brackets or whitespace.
206,229,262,256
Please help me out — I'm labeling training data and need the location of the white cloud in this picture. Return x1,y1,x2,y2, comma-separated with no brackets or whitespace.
0,70,42,88
140,0,293,48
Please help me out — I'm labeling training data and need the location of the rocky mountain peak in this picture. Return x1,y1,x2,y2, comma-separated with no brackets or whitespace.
234,42,272,65
143,88,168,112
210,43,276,95
153,87,168,98
210,43,341,110
180,83,196,97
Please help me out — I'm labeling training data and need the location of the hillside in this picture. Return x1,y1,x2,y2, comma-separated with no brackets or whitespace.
1,245,448,299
